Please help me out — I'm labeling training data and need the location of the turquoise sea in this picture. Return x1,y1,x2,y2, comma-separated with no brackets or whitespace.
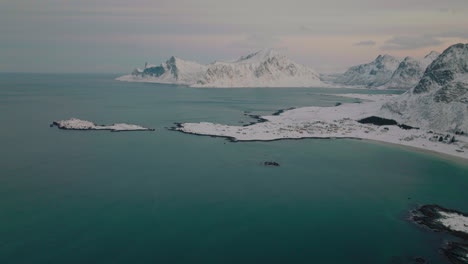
1,73,467,264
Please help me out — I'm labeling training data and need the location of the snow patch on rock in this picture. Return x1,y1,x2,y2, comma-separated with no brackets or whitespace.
438,211,468,234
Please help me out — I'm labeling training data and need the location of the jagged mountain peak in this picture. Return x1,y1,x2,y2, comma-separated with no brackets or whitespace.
167,56,177,63
165,56,197,65
413,43,468,94
196,49,322,87
235,48,284,63
424,51,440,60
379,51,441,89
117,49,323,88
401,56,417,62
375,54,400,62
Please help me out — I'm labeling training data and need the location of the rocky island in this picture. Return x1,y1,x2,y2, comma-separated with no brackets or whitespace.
411,205,468,264
51,118,155,132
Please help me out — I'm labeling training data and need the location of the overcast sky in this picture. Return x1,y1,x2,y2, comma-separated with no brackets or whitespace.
1,0,467,73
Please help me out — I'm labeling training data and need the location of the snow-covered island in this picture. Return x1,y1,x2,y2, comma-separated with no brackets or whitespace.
51,118,155,132
117,49,325,88
172,43,468,161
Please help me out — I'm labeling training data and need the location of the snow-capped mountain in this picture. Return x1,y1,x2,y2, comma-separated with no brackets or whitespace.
194,49,323,88
381,43,468,132
117,49,324,88
116,56,207,85
334,55,402,87
380,51,440,89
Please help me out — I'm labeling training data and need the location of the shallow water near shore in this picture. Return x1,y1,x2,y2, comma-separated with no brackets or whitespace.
1,73,467,264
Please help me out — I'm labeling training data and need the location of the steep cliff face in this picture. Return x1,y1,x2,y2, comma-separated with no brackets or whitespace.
117,57,207,85
381,44,468,132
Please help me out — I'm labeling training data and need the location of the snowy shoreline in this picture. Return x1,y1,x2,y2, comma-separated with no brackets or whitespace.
171,93,468,161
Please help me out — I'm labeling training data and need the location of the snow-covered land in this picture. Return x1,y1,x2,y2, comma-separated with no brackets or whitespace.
381,43,468,133
173,92,468,160
52,118,154,132
117,49,325,88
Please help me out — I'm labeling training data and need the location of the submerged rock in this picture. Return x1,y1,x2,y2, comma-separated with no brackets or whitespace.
390,256,427,264
264,161,280,167
444,242,468,264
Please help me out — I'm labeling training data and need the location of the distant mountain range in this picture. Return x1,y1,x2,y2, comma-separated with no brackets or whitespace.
117,49,323,88
381,43,468,132
118,48,448,90
331,51,440,89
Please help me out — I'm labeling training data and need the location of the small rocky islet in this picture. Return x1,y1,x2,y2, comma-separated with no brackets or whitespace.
411,205,468,264
51,118,155,132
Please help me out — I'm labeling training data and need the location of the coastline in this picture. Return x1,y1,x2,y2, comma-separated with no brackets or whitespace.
171,93,468,162
170,125,468,165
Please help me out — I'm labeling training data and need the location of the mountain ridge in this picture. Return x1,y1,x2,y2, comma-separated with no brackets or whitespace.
380,51,440,90
117,49,324,88
333,54,403,87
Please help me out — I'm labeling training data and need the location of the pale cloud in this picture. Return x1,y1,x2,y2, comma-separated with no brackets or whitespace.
435,29,468,39
381,35,443,50
353,41,377,46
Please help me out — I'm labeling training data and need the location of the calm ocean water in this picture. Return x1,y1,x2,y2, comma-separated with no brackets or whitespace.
0,73,467,264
